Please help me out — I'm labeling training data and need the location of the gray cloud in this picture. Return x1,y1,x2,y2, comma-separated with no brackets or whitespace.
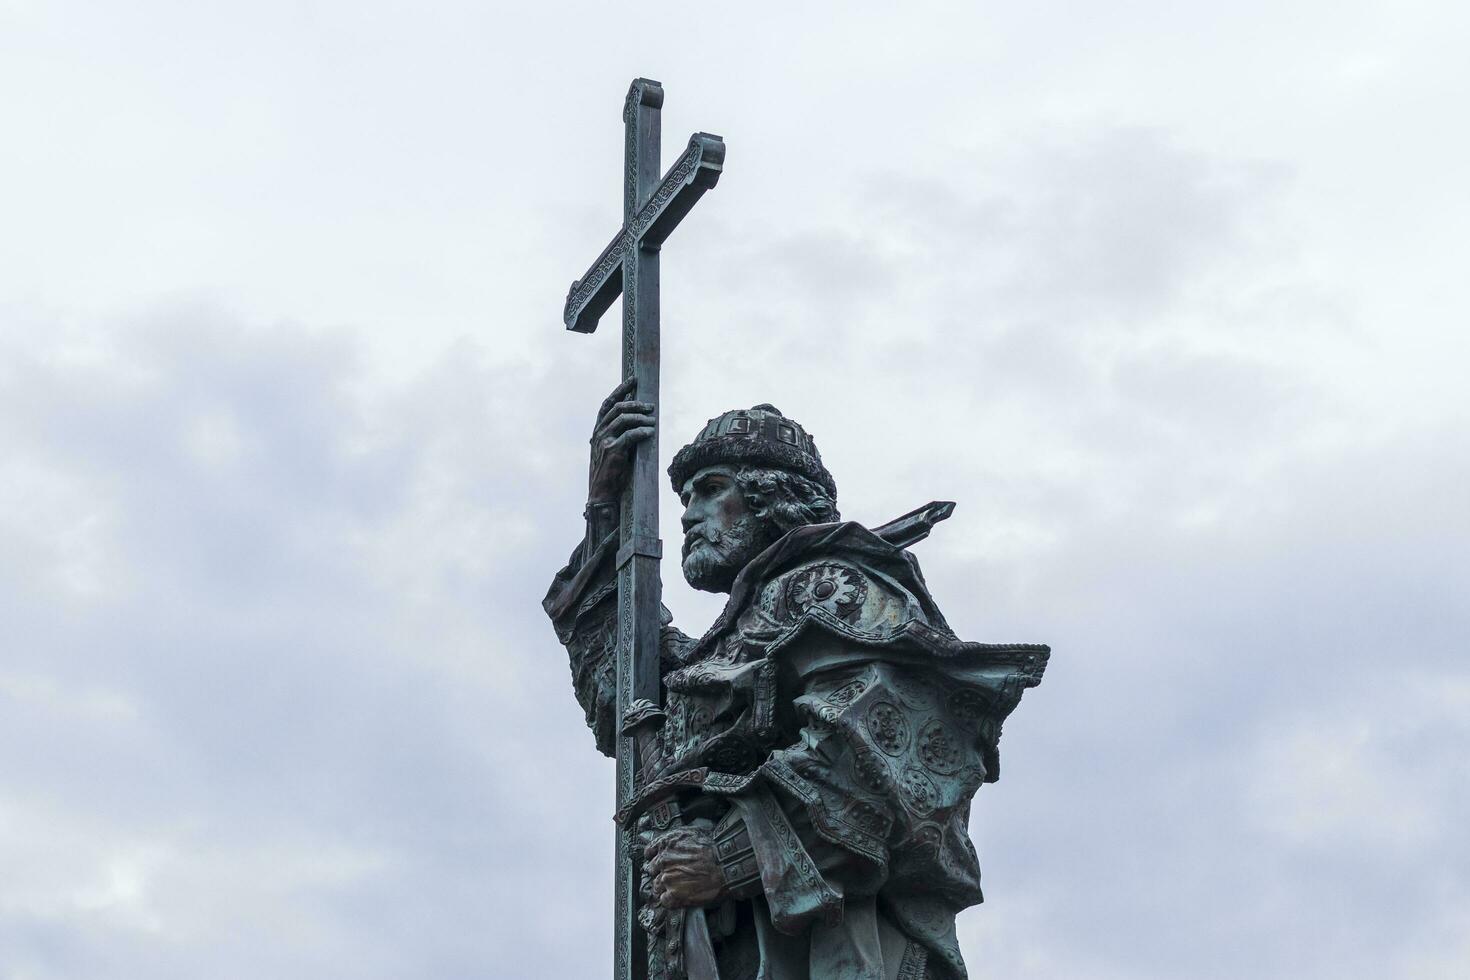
0,309,623,978
3,2,1468,977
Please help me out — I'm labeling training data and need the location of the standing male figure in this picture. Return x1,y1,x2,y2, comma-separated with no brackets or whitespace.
545,387,1049,980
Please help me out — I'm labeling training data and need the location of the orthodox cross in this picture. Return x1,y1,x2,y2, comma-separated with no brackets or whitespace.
560,77,725,980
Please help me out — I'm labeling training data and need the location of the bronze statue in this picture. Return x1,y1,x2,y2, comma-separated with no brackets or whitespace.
546,397,1048,979
549,78,1048,980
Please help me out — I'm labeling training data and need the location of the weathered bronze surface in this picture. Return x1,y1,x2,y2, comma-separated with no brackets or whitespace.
549,79,1047,980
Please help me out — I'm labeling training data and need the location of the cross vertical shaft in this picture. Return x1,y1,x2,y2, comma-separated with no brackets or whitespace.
559,76,723,980
615,77,663,980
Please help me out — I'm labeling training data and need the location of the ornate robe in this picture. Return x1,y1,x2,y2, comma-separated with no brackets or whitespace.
545,517,1048,980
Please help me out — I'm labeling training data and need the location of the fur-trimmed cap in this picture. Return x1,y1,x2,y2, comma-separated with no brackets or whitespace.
669,404,837,498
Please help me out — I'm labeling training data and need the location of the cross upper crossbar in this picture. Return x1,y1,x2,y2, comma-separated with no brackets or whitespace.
563,131,724,333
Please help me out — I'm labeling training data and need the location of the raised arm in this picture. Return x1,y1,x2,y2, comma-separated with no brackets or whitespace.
543,380,691,756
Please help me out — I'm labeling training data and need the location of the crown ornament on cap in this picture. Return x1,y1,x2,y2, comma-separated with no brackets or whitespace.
669,404,837,498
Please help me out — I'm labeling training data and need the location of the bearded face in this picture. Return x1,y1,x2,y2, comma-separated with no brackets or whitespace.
678,465,776,594
681,511,774,593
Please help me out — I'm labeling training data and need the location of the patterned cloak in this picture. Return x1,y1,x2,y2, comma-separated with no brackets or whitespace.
545,517,1048,980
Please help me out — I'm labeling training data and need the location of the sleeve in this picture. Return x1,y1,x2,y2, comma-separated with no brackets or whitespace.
543,504,695,757
542,508,621,757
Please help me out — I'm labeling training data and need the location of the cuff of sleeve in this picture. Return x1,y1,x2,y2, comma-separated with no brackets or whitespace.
712,809,761,900
584,500,619,546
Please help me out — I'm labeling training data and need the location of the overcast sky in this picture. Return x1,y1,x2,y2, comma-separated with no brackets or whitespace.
2,2,1468,978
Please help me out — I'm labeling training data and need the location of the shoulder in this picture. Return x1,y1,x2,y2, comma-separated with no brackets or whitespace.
750,555,924,635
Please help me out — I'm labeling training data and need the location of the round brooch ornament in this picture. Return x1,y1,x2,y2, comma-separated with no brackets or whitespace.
851,746,892,793
917,719,964,775
866,700,911,757
843,798,890,838
783,563,867,622
900,766,939,816
905,823,943,853
702,739,756,774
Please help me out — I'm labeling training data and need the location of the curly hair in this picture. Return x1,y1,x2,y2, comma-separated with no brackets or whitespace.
732,465,840,534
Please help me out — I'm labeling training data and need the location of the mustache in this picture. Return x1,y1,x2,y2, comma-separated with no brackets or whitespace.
682,525,719,559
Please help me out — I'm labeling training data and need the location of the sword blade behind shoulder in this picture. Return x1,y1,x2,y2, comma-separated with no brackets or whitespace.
871,500,956,549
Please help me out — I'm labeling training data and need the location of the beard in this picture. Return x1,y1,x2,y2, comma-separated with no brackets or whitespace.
681,513,776,594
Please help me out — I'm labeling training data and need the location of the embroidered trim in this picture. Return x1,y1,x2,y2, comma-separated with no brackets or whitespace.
748,788,843,930
897,940,929,980
613,767,709,825
703,771,758,795
761,757,889,867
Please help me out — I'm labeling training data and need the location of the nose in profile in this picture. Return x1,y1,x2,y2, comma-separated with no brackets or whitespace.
681,493,702,533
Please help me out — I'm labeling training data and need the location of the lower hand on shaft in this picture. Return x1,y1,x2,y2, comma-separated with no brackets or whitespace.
644,826,726,909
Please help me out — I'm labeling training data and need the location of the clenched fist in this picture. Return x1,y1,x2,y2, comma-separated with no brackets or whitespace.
643,826,726,910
